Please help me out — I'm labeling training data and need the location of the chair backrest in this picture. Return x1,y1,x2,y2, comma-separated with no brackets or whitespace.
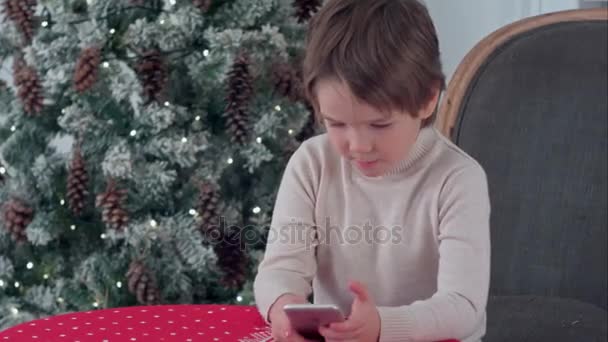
436,8,608,309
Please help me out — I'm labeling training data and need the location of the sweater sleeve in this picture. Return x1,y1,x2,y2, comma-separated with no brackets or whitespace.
377,163,491,342
253,143,319,323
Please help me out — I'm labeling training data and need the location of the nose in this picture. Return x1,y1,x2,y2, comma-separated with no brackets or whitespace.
348,130,373,154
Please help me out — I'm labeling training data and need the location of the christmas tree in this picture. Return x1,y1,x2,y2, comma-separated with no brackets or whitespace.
0,0,321,329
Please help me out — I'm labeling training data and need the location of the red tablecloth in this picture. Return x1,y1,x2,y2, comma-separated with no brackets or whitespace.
0,304,272,342
0,304,461,341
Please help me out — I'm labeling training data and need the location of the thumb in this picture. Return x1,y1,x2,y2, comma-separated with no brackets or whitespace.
349,280,369,302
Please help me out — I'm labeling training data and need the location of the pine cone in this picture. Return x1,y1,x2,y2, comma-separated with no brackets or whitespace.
126,260,161,305
193,0,212,12
293,0,321,23
224,52,253,145
197,182,222,240
2,199,34,243
12,53,26,82
2,0,37,44
95,181,129,230
214,230,248,289
135,49,168,104
73,46,101,93
272,61,304,102
71,0,87,14
15,64,44,115
225,107,250,145
67,147,89,217
195,182,246,288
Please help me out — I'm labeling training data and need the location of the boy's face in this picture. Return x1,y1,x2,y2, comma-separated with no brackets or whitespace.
316,78,437,177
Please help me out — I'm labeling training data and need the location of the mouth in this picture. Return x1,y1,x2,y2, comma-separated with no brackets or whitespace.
354,160,378,169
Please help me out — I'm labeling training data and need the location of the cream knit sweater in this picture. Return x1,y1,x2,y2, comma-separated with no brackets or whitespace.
253,126,491,342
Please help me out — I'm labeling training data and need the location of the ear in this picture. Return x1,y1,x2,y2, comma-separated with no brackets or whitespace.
419,84,441,120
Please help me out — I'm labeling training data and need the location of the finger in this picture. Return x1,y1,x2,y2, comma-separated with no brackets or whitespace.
348,280,369,302
327,319,361,332
319,325,361,340
281,328,299,342
271,328,285,342
284,329,316,342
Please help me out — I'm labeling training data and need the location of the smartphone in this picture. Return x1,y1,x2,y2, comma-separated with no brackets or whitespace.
283,304,345,340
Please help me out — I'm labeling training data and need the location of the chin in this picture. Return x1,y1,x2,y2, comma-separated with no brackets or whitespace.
363,171,382,177
358,166,385,177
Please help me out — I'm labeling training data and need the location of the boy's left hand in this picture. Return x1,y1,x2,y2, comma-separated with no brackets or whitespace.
318,281,381,342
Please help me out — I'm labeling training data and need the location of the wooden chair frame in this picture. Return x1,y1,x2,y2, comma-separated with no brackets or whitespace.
435,8,608,138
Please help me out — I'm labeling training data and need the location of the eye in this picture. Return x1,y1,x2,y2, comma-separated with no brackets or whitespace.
327,121,345,127
371,123,392,129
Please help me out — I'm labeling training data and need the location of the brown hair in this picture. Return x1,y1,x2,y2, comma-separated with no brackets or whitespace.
303,0,445,126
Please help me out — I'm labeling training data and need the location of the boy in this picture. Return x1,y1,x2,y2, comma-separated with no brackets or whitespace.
253,1,491,341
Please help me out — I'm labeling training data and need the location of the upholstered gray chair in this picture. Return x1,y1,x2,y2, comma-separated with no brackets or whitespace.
436,8,607,341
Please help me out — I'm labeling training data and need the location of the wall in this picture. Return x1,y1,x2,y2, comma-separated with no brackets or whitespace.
425,0,583,84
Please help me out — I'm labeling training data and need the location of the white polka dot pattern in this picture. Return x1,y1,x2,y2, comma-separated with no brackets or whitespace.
0,305,274,341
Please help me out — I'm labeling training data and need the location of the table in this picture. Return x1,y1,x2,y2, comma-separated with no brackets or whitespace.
0,304,272,342
0,304,461,341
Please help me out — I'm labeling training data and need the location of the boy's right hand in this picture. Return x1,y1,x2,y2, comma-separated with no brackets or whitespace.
269,293,317,342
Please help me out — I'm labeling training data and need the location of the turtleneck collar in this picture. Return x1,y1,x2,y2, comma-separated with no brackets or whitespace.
351,125,438,180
